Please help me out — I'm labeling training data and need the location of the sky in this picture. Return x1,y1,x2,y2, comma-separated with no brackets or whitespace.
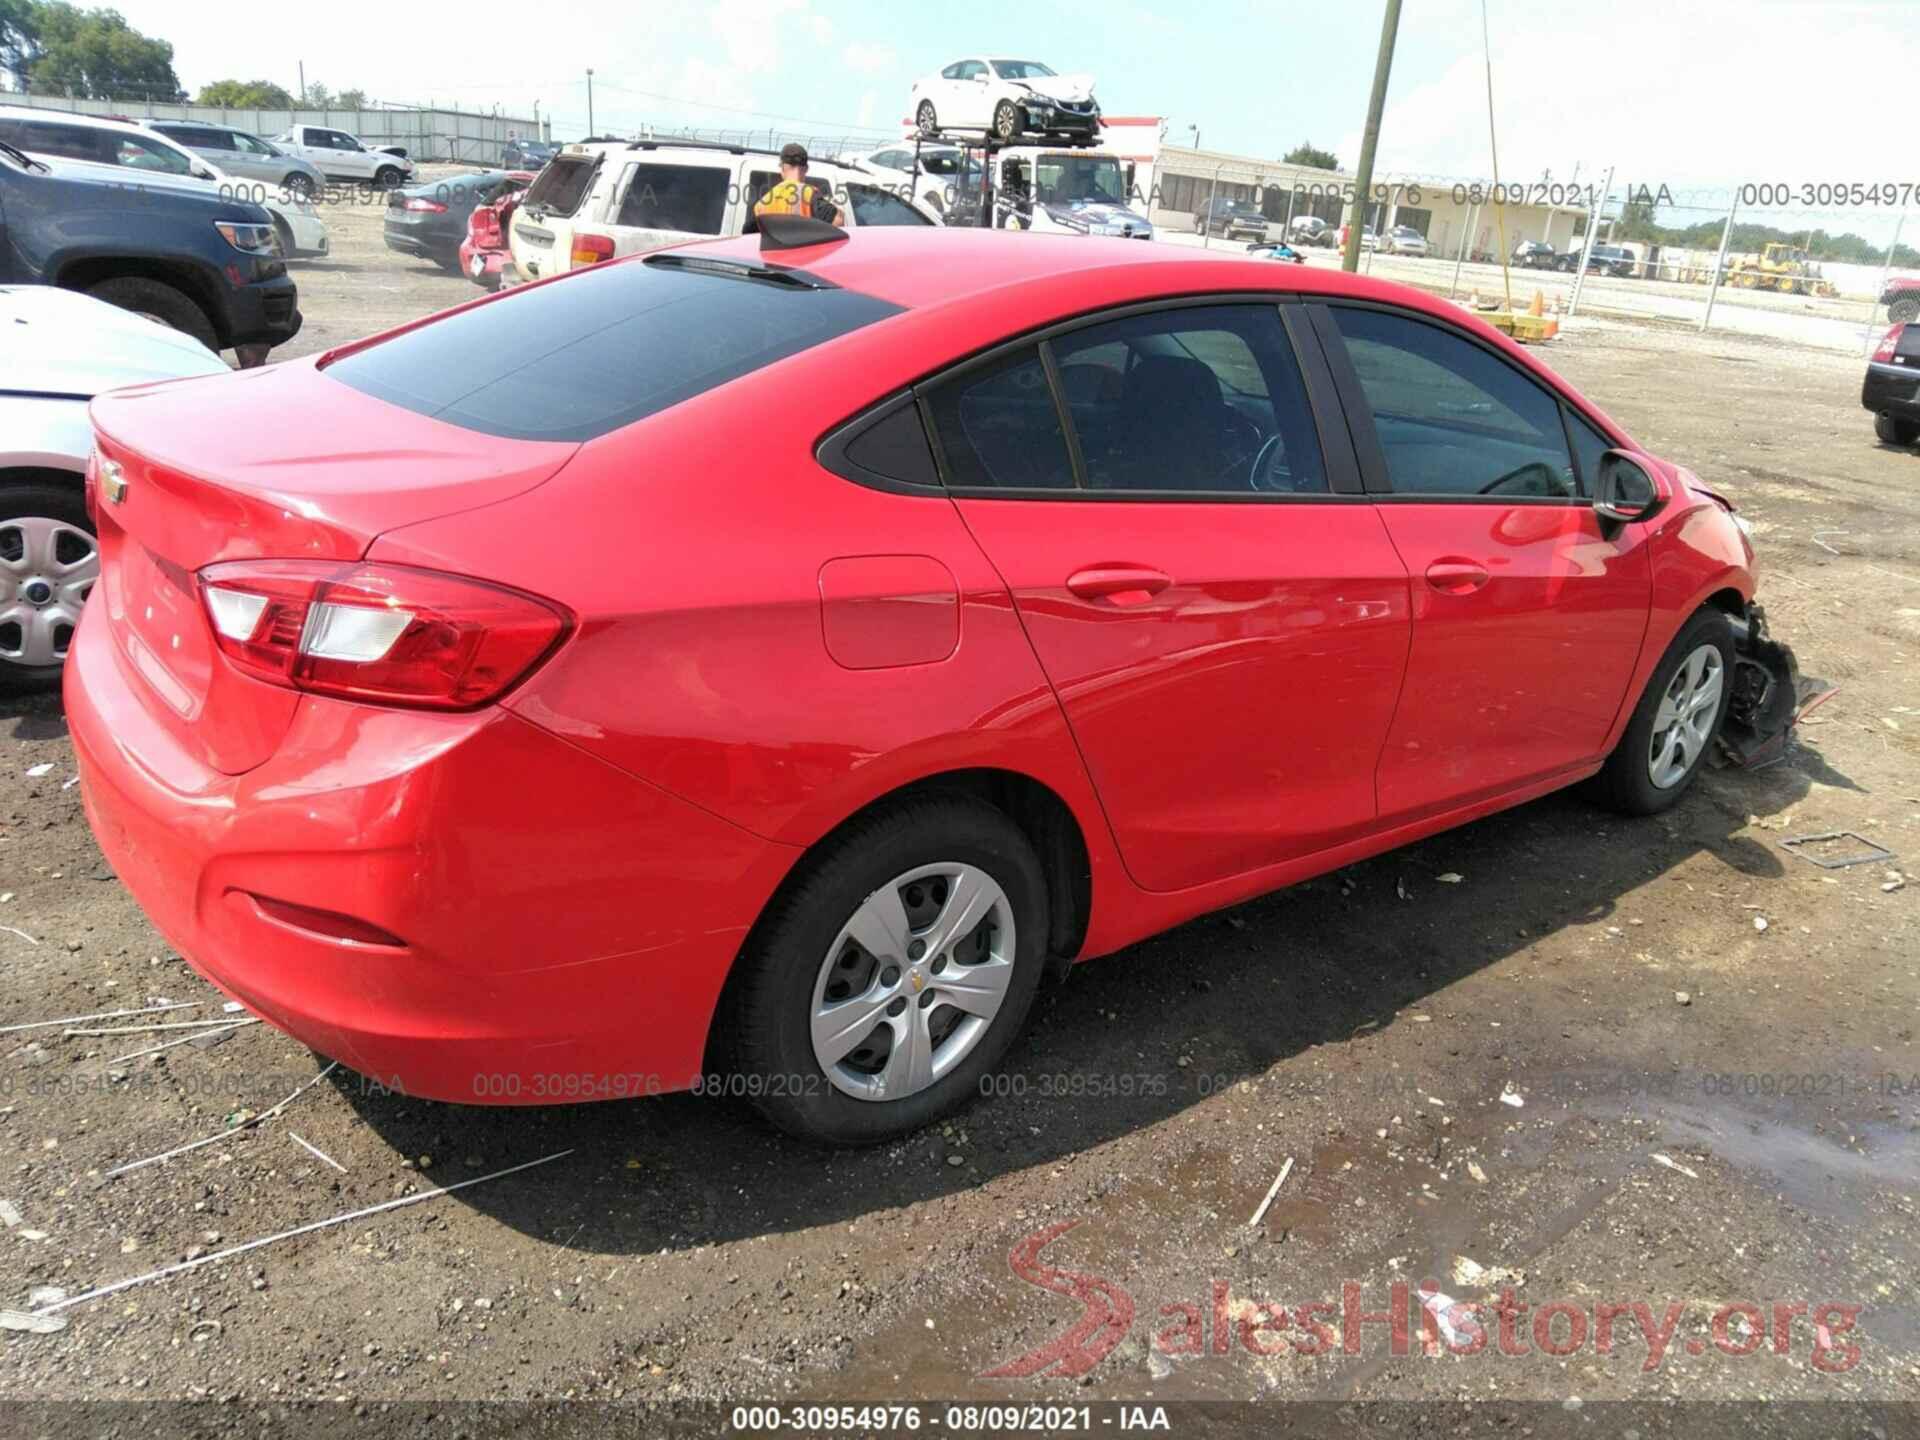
107,0,1918,235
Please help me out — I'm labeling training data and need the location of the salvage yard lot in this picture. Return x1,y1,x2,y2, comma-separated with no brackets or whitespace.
1,177,1916,1410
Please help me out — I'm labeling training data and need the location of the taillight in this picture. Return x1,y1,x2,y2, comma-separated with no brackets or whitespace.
1873,324,1905,363
401,196,448,213
571,232,615,266
470,207,501,246
197,560,571,711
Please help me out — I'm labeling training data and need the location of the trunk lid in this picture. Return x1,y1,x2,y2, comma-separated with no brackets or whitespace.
87,360,578,774
509,151,599,280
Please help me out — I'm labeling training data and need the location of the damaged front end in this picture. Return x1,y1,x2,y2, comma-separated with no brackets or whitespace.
1717,603,1835,769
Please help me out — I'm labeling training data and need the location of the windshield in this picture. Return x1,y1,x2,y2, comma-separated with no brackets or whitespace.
1035,155,1125,206
993,60,1057,79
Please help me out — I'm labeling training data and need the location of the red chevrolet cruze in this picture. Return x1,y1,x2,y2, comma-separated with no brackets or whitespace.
68,224,1807,1145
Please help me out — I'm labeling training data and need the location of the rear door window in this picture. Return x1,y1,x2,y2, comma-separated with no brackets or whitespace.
324,257,903,442
522,154,598,217
845,183,929,227
614,162,729,232
923,346,1075,491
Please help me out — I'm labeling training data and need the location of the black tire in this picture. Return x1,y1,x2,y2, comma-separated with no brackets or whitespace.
0,479,93,696
1890,295,1920,325
1876,413,1920,447
374,165,404,189
81,276,218,352
915,100,938,137
282,172,315,200
992,100,1024,140
1589,608,1736,816
273,217,295,260
726,795,1049,1146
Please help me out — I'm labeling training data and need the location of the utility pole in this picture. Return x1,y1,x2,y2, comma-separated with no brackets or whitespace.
298,61,306,106
1343,0,1403,273
586,68,595,137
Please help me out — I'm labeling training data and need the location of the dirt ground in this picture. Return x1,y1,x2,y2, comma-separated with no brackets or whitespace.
1,175,1916,1427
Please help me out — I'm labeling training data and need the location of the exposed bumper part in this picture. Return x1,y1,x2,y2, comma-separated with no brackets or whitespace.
1718,602,1835,769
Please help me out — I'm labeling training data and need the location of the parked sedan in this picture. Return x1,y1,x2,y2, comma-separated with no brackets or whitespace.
1864,321,1920,446
0,286,226,692
385,169,532,272
144,120,326,200
69,226,1811,1145
1384,225,1428,257
1513,240,1558,270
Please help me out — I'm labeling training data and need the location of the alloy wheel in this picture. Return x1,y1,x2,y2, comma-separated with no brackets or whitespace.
0,515,97,668
809,862,1016,1102
1647,643,1724,789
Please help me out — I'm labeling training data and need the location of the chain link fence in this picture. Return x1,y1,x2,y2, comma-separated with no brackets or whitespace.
0,79,547,165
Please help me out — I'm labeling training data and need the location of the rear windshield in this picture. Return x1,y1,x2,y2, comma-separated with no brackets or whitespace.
521,154,597,217
614,162,729,232
324,258,902,442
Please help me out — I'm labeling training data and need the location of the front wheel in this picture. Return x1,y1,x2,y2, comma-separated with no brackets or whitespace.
915,100,938,136
992,100,1024,140
0,481,97,695
725,795,1048,1145
82,276,218,351
374,165,404,189
1589,609,1735,815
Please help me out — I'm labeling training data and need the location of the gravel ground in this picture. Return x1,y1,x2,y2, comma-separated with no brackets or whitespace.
0,178,1914,1421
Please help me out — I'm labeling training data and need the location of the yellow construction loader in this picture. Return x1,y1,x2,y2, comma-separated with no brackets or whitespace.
1725,243,1838,297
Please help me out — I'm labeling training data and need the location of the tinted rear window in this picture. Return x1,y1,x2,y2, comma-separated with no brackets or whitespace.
615,162,729,232
522,154,597,216
325,258,902,442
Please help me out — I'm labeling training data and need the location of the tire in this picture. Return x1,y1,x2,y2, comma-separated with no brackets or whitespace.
915,100,938,137
992,100,1024,140
1876,413,1920,447
273,217,295,260
82,276,218,352
374,165,404,189
1589,609,1736,816
1890,295,1920,325
725,794,1049,1146
0,479,96,695
282,172,315,200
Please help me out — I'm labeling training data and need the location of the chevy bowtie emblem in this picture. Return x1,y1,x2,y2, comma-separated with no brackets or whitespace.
100,458,129,504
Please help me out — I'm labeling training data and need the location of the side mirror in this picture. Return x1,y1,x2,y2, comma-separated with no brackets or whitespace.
1594,448,1670,527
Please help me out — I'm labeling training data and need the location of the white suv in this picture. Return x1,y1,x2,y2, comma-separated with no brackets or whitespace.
506,140,935,284
270,125,415,186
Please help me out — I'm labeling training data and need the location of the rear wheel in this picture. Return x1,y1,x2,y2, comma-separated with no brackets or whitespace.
282,172,315,200
0,481,96,695
726,795,1048,1145
915,100,938,136
1590,609,1735,815
992,100,1024,140
82,276,218,352
1876,413,1920,447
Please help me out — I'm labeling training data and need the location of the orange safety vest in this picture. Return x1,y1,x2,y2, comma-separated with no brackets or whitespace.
755,178,830,220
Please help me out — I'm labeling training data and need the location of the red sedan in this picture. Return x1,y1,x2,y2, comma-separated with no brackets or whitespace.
68,222,1810,1145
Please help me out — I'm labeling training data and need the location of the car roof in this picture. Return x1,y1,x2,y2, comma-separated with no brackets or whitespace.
0,104,147,134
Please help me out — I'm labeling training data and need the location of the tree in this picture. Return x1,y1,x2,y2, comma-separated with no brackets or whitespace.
0,0,44,88
20,2,180,99
334,87,367,110
1283,141,1340,171
198,78,295,108
304,81,329,107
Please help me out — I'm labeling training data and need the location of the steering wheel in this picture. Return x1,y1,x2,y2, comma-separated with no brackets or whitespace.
1247,434,1288,492
1204,413,1265,489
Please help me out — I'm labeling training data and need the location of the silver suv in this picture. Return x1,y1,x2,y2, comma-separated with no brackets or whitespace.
145,120,326,199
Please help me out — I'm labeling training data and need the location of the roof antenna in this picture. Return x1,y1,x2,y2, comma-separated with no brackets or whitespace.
758,214,848,251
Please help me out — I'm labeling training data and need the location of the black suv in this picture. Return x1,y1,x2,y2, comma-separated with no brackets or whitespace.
0,141,300,360
1196,196,1268,241
1559,243,1634,277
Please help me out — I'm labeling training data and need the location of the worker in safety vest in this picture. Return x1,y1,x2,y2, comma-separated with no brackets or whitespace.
750,142,846,228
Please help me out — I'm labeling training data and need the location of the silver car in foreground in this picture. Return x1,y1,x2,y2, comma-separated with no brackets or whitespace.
0,287,228,691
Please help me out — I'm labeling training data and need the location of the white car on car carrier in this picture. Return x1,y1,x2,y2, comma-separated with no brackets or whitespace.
911,58,1100,141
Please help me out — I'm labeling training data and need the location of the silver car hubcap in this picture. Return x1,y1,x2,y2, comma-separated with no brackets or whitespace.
0,516,97,668
810,862,1016,1102
1648,644,1724,788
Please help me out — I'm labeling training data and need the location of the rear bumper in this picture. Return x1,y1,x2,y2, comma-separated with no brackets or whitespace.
65,603,793,1104
383,220,454,261
1863,362,1920,420
458,240,509,288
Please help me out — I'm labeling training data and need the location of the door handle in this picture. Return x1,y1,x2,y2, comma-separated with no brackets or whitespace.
1066,565,1172,606
1424,558,1491,595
